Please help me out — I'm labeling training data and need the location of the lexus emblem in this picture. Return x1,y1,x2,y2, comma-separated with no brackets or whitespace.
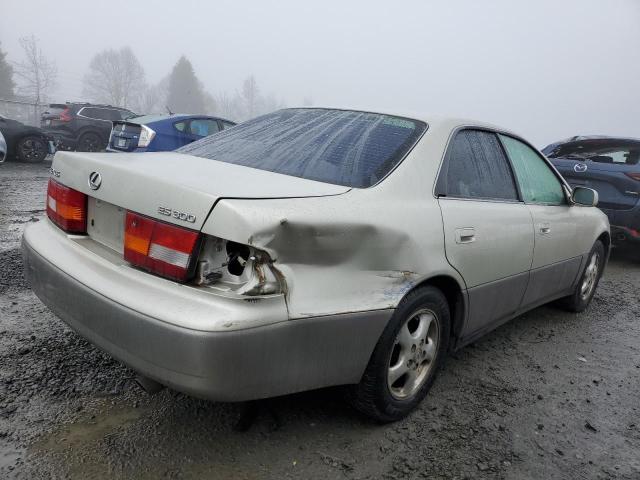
88,171,102,190
574,163,588,173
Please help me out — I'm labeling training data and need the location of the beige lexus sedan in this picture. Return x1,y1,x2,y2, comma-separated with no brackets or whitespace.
22,108,609,422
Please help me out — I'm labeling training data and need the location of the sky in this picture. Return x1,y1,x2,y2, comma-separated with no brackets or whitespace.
1,0,639,146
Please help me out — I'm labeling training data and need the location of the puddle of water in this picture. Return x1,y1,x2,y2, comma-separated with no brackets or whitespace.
35,404,146,454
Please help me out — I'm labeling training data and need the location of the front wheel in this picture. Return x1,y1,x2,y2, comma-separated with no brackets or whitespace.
16,135,47,163
561,240,605,312
349,286,450,422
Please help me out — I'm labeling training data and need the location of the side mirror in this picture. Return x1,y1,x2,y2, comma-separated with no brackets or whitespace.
572,186,598,207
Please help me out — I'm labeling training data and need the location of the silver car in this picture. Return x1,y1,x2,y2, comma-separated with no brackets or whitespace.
22,108,609,421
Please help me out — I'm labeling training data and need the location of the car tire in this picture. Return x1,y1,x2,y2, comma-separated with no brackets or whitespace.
349,286,450,423
16,135,48,163
77,132,103,152
561,240,605,312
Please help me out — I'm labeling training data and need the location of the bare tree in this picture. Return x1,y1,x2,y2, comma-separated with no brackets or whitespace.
83,47,145,108
242,75,260,119
13,35,57,104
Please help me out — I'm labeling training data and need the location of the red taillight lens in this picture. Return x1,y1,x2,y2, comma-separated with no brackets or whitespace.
46,179,87,233
59,107,72,122
124,211,200,282
625,172,640,181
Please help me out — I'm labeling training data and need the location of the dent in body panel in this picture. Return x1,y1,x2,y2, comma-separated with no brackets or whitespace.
202,193,462,319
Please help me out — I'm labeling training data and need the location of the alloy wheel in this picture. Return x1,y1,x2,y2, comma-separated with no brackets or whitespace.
387,308,439,399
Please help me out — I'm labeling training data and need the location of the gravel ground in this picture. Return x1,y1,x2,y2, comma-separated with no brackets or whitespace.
1,161,639,479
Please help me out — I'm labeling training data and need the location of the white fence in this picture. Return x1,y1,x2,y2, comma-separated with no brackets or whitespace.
0,98,48,126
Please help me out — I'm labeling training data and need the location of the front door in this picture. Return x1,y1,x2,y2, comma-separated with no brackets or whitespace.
436,129,534,336
499,135,588,307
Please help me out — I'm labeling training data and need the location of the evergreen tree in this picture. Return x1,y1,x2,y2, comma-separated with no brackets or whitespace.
166,56,205,113
0,42,16,99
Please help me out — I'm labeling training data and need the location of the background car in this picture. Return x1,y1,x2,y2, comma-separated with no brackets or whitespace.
41,102,136,152
107,114,236,152
0,114,53,163
543,135,640,243
23,108,609,422
0,131,6,163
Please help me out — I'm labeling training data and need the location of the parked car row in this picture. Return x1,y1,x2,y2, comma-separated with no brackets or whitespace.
107,114,235,152
0,102,237,163
23,107,609,422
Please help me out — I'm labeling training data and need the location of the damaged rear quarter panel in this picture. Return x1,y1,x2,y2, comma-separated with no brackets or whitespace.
202,127,466,319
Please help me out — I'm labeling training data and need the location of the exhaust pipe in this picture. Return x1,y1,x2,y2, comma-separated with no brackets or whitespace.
134,374,164,395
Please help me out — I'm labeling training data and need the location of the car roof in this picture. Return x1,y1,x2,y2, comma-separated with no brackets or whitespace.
284,106,523,138
127,113,235,125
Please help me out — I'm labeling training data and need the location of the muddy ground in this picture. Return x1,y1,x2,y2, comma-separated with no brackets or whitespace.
0,160,639,479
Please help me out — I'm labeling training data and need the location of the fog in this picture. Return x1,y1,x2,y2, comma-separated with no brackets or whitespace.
1,0,639,146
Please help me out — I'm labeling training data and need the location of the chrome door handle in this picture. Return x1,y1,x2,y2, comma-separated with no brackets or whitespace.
539,223,551,235
455,227,476,244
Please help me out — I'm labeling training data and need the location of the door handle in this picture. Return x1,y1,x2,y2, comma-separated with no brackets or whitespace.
455,227,476,244
539,223,551,235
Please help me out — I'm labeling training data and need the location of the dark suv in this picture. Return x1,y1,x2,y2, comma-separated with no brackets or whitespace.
41,103,136,152
544,135,640,244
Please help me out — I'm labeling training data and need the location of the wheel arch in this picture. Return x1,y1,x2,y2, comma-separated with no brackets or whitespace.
597,230,611,254
404,274,466,350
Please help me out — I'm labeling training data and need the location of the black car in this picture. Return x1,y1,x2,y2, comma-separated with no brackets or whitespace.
41,103,136,152
0,114,53,163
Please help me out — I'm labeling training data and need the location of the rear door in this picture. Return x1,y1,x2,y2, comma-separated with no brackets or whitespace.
436,129,534,336
500,135,588,308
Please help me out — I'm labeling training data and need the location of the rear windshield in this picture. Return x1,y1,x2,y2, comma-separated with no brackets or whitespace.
177,108,427,188
546,139,640,165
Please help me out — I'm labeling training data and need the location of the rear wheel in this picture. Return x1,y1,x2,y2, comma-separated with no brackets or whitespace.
16,135,47,163
349,286,450,422
77,132,103,152
561,240,605,312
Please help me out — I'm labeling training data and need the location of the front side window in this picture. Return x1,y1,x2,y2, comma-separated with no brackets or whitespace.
500,135,565,205
177,108,427,188
438,129,518,201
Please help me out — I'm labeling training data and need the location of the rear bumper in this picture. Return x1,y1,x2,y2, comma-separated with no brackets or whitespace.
22,220,390,401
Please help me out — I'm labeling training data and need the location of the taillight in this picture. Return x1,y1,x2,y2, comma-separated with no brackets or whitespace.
59,107,72,122
124,211,200,282
625,172,640,181
137,124,155,148
46,179,87,233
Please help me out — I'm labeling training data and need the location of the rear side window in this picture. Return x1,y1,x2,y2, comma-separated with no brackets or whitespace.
437,130,518,201
189,119,220,137
500,135,565,205
221,121,235,130
80,107,117,121
177,109,427,188
174,121,187,132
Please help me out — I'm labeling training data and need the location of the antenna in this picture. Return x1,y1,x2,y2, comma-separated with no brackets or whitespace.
166,106,174,115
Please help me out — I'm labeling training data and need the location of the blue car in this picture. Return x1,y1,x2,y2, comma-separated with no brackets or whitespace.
543,136,640,244
107,114,236,152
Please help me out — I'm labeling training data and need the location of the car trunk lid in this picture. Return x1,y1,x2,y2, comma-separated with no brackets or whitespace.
52,151,351,236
